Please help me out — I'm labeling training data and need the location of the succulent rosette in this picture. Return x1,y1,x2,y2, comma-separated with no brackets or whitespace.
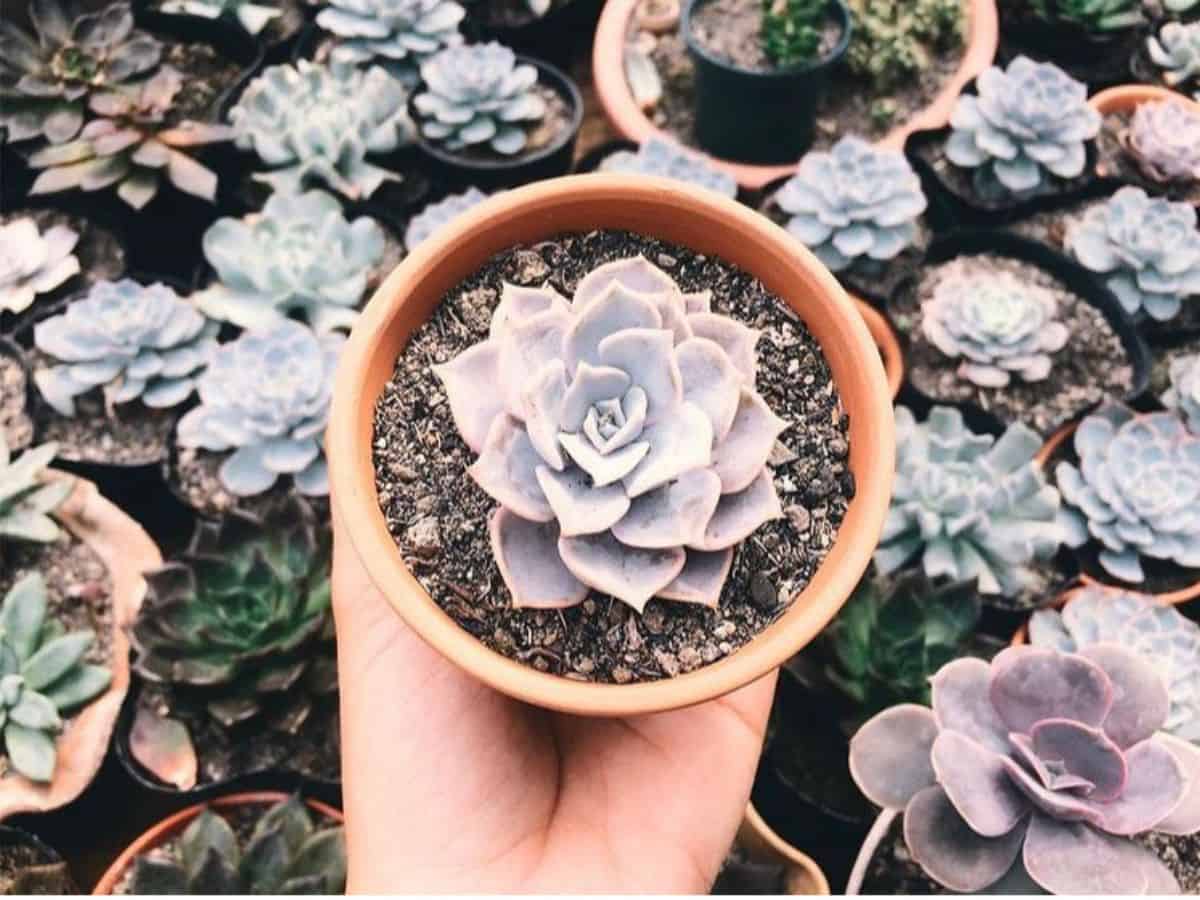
850,645,1200,894
1163,353,1200,436
433,256,789,613
1120,99,1200,184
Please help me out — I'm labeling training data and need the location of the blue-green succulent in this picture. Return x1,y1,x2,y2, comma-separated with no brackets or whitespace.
317,0,464,78
158,0,281,34
598,138,738,199
1148,22,1200,93
403,186,487,250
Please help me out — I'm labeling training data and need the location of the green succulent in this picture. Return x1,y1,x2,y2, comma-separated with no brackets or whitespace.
845,0,962,93
0,436,72,548
1027,0,1145,31
127,795,346,894
130,497,335,733
0,574,112,783
760,0,826,67
823,572,980,719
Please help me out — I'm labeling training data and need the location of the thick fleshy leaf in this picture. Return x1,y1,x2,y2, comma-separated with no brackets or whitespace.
597,328,682,422
571,255,678,310
903,786,1027,893
622,403,713,498
931,731,1028,837
658,549,734,607
562,283,661,376
4,723,55,782
1029,719,1126,802
848,704,938,809
710,390,788,494
690,469,782,551
557,532,685,613
1077,643,1170,748
687,313,759,382
558,433,649,487
468,415,553,522
989,647,1113,736
1086,737,1185,836
931,657,1011,755
489,508,589,609
432,340,504,454
498,309,570,419
490,283,570,339
534,466,630,537
559,362,631,432
522,360,568,470
676,337,741,442
1155,735,1200,835
1000,757,1105,826
1023,814,1153,895
611,469,722,549
1009,732,1094,793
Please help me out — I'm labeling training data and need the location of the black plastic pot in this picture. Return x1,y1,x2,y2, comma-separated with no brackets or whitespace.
464,0,605,70
996,5,1146,91
0,825,76,893
681,0,851,165
409,56,582,192
132,0,306,64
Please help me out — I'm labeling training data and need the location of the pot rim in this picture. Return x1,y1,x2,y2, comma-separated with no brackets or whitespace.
327,173,894,717
738,802,831,894
90,790,343,894
851,297,903,400
1088,83,1200,117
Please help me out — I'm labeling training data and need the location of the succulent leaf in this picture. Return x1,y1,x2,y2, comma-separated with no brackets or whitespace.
0,437,72,547
404,186,488,251
317,0,464,78
0,218,80,314
1147,22,1200,91
1120,98,1200,184
158,0,282,35
1027,0,1144,30
1162,352,1200,437
598,138,738,199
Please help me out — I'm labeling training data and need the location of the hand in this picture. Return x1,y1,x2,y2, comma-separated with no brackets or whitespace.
331,504,777,894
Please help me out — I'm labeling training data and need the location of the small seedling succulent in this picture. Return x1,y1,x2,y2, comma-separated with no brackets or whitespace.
921,265,1069,388
945,56,1100,195
1030,587,1200,742
1065,186,1200,321
403,186,488,251
1163,352,1200,435
229,59,413,200
1028,0,1145,30
875,406,1063,597
33,279,218,418
0,219,80,315
1057,403,1200,582
1120,98,1200,184
158,0,282,35
598,138,738,199
0,573,111,783
0,436,72,547
197,190,386,333
317,0,465,78
850,645,1200,893
774,135,926,272
176,321,343,497
24,67,235,210
127,795,346,894
434,256,788,612
760,0,825,67
1147,22,1200,91
845,0,963,93
0,0,162,144
823,572,981,720
130,497,334,734
414,42,547,155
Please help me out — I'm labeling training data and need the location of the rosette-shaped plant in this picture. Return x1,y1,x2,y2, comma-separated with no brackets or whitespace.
0,573,111,783
774,136,926,272
403,186,487,250
414,42,547,155
228,59,413,200
945,56,1100,194
1056,403,1200,582
433,256,788,612
317,0,464,76
1028,0,1144,31
0,0,162,144
128,796,346,894
131,498,334,733
921,267,1069,388
0,436,72,547
1067,187,1200,321
1163,353,1200,435
1148,22,1200,91
32,279,218,417
176,321,342,497
25,67,235,210
158,0,282,35
598,138,738,199
875,406,1063,596
1120,98,1200,184
849,646,1200,894
0,218,80,315
1031,587,1200,742
196,191,385,333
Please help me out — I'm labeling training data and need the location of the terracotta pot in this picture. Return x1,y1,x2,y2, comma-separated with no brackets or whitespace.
592,0,999,189
1011,584,1091,646
852,297,903,399
736,803,830,895
0,472,160,819
327,174,895,716
1088,83,1200,118
91,791,343,894
637,0,680,32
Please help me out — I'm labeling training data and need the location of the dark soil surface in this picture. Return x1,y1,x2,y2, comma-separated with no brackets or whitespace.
472,0,568,28
161,40,246,123
372,229,852,683
638,16,964,153
1095,109,1200,207
168,446,332,521
0,834,73,894
1151,339,1200,399
1144,830,1200,894
430,82,574,164
892,253,1134,437
688,0,843,72
0,352,33,453
130,682,341,789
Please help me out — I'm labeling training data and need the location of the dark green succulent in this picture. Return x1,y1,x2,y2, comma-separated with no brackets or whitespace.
0,0,163,144
128,795,346,894
822,571,980,719
1028,0,1145,31
129,497,335,734
760,0,826,66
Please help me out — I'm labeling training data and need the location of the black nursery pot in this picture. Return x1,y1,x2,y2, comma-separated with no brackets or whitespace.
0,825,76,893
464,0,606,70
996,5,1143,91
681,0,851,165
409,56,582,192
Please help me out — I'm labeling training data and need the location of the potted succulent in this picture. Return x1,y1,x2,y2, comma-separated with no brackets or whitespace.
845,645,1200,893
0,436,161,818
1134,19,1200,96
326,174,894,715
408,41,583,191
0,826,75,894
997,0,1149,87
119,497,338,795
403,186,489,252
462,0,606,69
92,792,345,894
142,0,305,56
581,137,740,200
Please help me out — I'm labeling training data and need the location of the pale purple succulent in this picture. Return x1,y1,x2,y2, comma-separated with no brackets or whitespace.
433,256,788,613
1121,99,1200,184
849,646,1200,894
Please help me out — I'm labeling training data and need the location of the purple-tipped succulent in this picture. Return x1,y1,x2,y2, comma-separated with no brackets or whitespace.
1120,99,1200,185
849,646,1200,894
433,256,788,613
